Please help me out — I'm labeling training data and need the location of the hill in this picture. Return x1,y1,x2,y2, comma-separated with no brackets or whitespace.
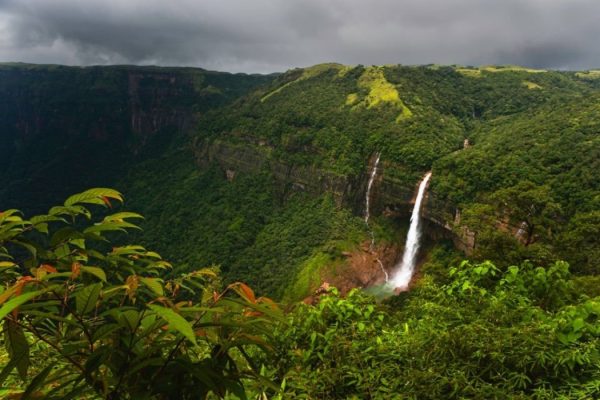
1,63,599,298
1,62,600,399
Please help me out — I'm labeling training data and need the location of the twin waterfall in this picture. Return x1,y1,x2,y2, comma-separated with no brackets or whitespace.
390,172,432,290
363,153,432,291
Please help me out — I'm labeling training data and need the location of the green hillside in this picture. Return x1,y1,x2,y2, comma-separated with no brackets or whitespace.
2,63,599,297
1,63,600,399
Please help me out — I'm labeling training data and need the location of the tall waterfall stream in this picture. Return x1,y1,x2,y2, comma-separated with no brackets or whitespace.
364,153,380,225
364,153,388,282
390,172,432,290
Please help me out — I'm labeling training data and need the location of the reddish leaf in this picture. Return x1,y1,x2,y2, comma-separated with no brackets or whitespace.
71,262,81,279
101,196,112,208
243,310,263,317
238,283,256,303
39,264,57,273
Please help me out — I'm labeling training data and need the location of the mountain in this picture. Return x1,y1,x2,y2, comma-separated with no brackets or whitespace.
2,62,600,399
1,63,599,299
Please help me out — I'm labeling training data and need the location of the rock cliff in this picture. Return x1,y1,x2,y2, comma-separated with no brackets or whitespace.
0,64,272,211
195,138,476,253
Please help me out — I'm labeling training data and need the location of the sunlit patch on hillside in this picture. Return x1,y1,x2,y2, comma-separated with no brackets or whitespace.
481,65,547,73
345,92,359,105
456,68,482,78
456,65,547,77
523,80,543,89
348,66,413,121
576,70,600,80
359,67,400,107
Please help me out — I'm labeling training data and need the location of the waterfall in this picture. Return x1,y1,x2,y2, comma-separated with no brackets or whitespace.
364,153,381,224
363,153,388,282
516,221,527,238
391,172,432,290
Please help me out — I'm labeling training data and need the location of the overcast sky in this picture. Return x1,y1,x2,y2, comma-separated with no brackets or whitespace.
1,0,599,73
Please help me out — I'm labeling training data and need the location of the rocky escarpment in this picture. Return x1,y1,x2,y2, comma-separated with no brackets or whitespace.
195,139,476,253
0,64,271,153
194,139,352,204
0,64,273,211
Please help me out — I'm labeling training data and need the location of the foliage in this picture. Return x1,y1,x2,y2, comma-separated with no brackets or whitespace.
259,260,600,399
433,93,600,272
115,148,367,299
1,186,600,398
0,189,280,399
4,62,598,285
0,64,273,215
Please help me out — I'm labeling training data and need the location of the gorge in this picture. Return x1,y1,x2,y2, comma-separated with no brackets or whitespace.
1,62,598,301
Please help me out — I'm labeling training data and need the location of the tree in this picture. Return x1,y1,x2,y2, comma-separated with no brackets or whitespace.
491,181,561,246
0,188,280,399
561,211,600,274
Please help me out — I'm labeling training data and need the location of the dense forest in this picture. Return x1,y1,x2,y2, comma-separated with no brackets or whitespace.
1,63,599,398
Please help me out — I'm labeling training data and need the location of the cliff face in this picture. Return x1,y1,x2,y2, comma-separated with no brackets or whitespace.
195,138,476,253
0,64,273,211
195,139,352,204
0,64,271,152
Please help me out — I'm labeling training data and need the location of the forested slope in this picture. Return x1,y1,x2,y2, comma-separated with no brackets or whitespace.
0,63,273,212
1,63,599,299
1,63,600,399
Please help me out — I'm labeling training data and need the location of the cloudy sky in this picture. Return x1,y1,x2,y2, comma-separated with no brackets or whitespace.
1,0,599,73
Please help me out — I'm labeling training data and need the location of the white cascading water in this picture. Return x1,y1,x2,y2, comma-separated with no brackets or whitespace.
364,153,381,225
516,221,527,238
391,172,432,290
364,153,388,282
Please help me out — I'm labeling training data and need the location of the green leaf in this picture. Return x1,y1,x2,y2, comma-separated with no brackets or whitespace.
64,188,123,207
92,323,120,343
4,321,29,379
49,205,91,219
0,209,21,222
148,304,197,346
0,357,18,386
81,266,107,282
572,317,585,332
22,365,53,399
0,290,44,321
140,277,164,297
84,221,139,235
71,238,86,249
75,283,102,315
119,310,141,332
29,215,67,234
30,214,66,227
104,212,144,221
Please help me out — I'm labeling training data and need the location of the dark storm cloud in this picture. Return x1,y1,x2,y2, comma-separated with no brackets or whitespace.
1,0,599,73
